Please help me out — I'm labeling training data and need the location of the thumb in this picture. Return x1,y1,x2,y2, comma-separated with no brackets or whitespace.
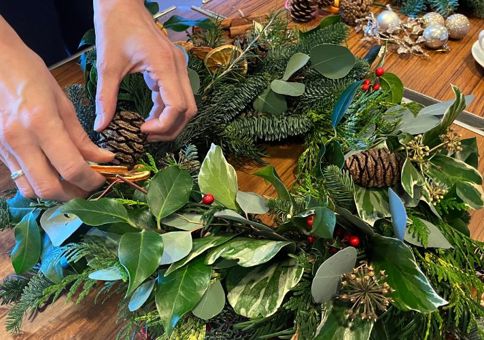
94,67,121,132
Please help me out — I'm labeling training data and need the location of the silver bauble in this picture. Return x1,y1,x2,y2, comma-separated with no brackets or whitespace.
445,14,470,40
422,12,445,28
423,24,449,49
376,9,401,32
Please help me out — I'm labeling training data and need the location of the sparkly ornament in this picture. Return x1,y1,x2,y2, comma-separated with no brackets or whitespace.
202,194,215,205
422,24,449,49
376,6,401,32
445,14,470,40
422,12,445,28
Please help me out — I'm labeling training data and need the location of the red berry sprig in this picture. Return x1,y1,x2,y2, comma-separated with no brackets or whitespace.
202,193,215,205
361,83,371,92
373,83,381,91
307,235,316,244
347,235,361,248
306,215,314,229
375,67,385,77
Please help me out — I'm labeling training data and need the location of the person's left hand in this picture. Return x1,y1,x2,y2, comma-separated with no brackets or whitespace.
93,0,197,142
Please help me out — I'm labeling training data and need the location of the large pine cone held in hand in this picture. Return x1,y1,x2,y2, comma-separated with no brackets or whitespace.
344,148,403,188
97,111,146,166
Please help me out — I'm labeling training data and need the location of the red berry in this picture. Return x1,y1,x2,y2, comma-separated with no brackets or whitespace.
306,215,315,229
361,83,370,91
347,235,361,248
373,83,381,91
328,246,338,254
375,67,385,77
202,194,215,205
363,79,371,85
307,236,316,244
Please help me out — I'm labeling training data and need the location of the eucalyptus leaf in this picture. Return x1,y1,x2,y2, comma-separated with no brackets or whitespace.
60,198,134,227
147,167,193,228
283,52,310,80
331,81,362,127
371,235,447,312
270,80,306,96
253,87,288,114
310,44,356,79
227,258,303,318
119,230,164,296
160,231,193,265
456,181,484,209
162,213,204,231
11,210,41,274
188,68,200,94
398,109,440,134
354,186,391,225
40,206,83,247
199,144,238,210
206,238,291,267
311,207,336,239
192,280,225,320
418,95,473,117
236,191,269,215
155,257,212,335
380,73,403,104
128,279,156,312
401,159,425,198
311,247,357,303
388,188,407,241
89,266,124,281
404,218,452,249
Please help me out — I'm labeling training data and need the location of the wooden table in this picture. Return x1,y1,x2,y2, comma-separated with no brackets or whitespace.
0,1,483,338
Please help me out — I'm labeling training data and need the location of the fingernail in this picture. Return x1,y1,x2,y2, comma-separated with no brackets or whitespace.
94,114,103,132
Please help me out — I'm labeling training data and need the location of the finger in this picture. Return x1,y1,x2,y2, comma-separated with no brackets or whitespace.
56,91,115,163
0,146,34,198
95,63,122,132
147,91,165,120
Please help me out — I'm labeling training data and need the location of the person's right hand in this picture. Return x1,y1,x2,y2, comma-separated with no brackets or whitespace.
0,18,114,201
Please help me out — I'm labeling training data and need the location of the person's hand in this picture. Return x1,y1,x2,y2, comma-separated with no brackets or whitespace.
93,0,197,142
0,17,114,201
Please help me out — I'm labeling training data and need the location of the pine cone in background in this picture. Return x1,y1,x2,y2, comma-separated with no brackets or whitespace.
344,148,403,188
64,84,98,142
340,0,373,26
97,111,146,167
317,0,333,9
289,0,318,23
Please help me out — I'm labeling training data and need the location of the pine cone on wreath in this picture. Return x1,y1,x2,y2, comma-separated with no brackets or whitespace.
289,0,318,23
344,148,403,188
317,0,333,9
339,0,374,26
97,111,147,167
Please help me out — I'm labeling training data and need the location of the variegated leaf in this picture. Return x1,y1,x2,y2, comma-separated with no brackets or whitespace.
354,186,391,225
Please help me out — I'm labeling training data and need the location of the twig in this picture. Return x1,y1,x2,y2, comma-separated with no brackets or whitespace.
115,175,148,195
93,179,122,200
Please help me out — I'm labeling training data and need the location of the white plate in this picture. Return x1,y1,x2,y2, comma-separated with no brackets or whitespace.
471,41,484,69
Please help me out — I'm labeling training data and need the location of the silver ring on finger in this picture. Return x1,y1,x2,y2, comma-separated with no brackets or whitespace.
10,169,25,181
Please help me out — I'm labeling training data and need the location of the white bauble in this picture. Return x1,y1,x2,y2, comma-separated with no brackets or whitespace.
423,24,449,49
422,12,445,28
376,9,401,32
445,14,470,40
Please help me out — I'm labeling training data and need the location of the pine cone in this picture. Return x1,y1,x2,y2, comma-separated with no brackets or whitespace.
289,0,317,23
65,84,98,142
317,0,333,9
344,148,403,188
97,111,146,167
340,0,373,26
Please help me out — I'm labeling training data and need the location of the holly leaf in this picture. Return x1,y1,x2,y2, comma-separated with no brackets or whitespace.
371,235,447,313
270,80,305,97
311,247,357,303
147,167,193,228
40,206,83,247
236,191,269,215
283,52,310,80
128,279,156,312
311,207,336,239
11,210,41,274
380,73,404,104
253,87,288,114
310,44,356,79
388,188,407,241
159,231,193,265
192,280,226,320
155,257,212,335
119,230,164,296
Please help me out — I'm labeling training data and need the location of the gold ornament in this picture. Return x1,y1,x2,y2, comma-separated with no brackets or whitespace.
421,12,445,28
422,24,449,49
445,14,470,40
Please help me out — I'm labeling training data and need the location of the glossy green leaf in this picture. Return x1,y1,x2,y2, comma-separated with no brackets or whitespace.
380,73,404,104
11,210,41,274
283,52,310,80
371,235,447,312
206,238,291,267
89,266,124,281
7,191,35,224
354,186,391,225
119,230,164,296
165,235,233,276
455,137,478,168
429,154,482,186
162,213,204,231
270,80,305,97
311,247,357,303
401,159,425,198
60,198,134,227
188,68,200,94
253,87,288,114
198,144,238,210
40,206,83,247
315,304,373,340
331,81,362,127
310,44,356,79
129,208,157,230
456,181,484,209
404,218,452,249
318,15,342,28
255,166,292,202
236,191,269,215
322,140,345,168
227,258,303,318
160,231,193,265
128,279,155,312
311,207,336,239
388,188,407,241
192,280,225,320
144,0,159,15
148,167,193,228
163,15,213,32
155,257,212,335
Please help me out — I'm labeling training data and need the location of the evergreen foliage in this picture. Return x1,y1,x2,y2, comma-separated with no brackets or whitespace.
396,0,459,16
0,275,30,305
0,196,11,230
322,165,356,211
460,0,484,17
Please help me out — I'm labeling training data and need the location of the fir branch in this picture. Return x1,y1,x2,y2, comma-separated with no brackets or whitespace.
427,0,459,16
0,196,12,230
298,23,349,54
323,165,356,211
0,275,30,305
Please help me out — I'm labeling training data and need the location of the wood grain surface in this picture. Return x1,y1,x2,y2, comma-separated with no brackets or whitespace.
0,1,483,338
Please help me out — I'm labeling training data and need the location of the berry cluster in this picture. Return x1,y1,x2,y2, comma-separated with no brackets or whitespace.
361,67,384,92
305,215,362,249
